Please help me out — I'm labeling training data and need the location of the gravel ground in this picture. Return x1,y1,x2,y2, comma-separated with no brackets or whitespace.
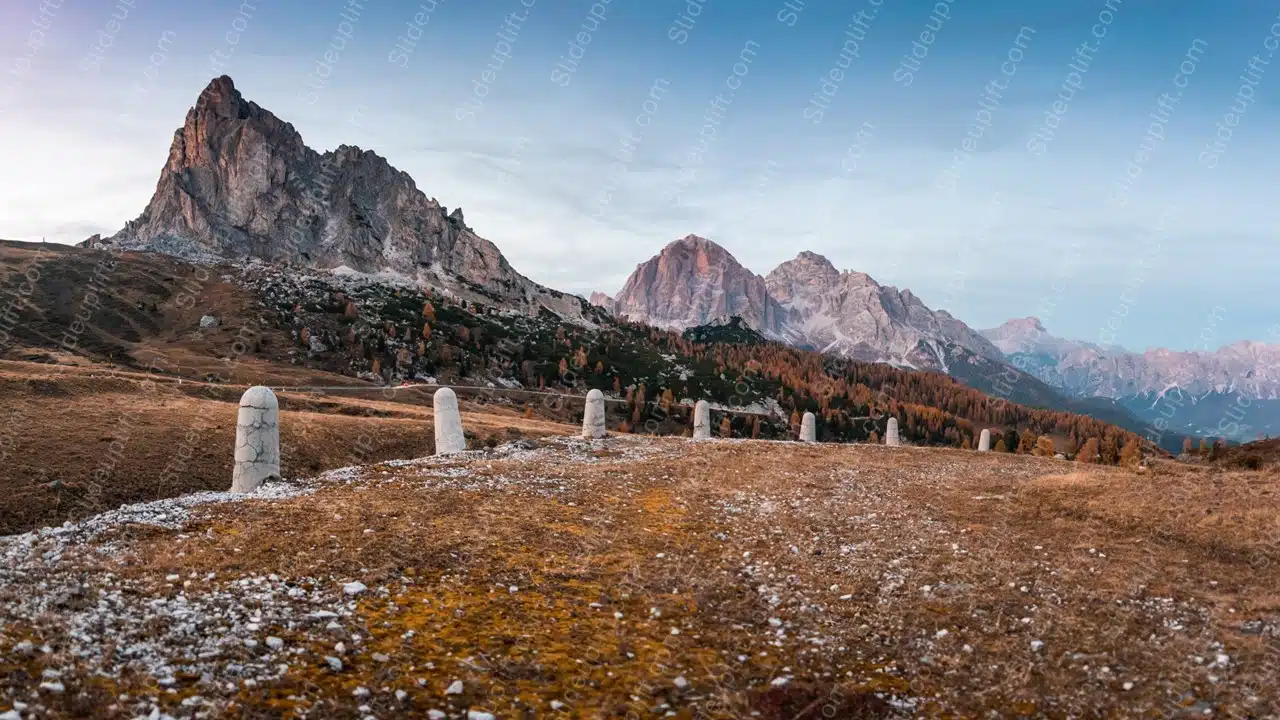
2,436,1277,718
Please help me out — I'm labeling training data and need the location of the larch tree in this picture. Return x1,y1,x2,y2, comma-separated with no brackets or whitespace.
1077,437,1100,463
1034,436,1056,457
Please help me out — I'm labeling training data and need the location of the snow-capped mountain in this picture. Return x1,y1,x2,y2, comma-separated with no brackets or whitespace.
80,76,588,320
980,317,1280,440
980,317,1280,398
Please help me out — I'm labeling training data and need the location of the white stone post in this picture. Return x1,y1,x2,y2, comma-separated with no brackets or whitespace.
582,389,607,439
885,417,900,447
231,386,280,493
433,387,467,455
978,428,991,452
800,412,816,443
692,400,711,440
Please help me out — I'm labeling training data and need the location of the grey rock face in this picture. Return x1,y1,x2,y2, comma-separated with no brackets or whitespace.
610,240,1007,372
978,428,991,452
84,76,586,320
582,389,606,439
199,315,219,329
613,235,784,335
692,400,711,440
231,386,280,493
764,251,1006,368
433,387,466,455
800,412,816,443
885,417,900,447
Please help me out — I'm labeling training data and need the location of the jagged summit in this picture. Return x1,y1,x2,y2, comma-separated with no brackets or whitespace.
611,235,783,334
195,75,246,114
792,250,839,272
608,236,1006,371
82,76,583,318
668,233,715,248
979,316,1280,400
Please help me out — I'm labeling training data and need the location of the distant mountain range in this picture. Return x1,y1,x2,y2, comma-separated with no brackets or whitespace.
979,317,1280,441
74,74,1275,448
597,237,1277,444
593,236,1185,446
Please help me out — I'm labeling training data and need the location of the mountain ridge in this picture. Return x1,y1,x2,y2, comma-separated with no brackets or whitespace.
81,75,588,321
64,74,1177,447
980,317,1280,440
607,236,1012,373
600,237,1192,448
979,316,1280,399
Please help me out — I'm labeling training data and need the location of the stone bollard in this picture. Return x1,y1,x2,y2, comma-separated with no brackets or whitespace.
800,412,816,443
692,400,711,440
978,428,991,452
885,417,900,447
582,389,607,439
433,387,467,455
231,386,280,493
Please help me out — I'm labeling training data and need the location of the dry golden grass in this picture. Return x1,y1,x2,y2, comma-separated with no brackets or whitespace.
5,438,1276,717
0,359,573,534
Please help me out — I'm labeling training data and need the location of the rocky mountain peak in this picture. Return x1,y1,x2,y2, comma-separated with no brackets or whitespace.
195,75,245,115
610,240,1007,370
980,317,1063,356
672,233,713,247
1003,316,1048,334
612,235,783,334
81,75,585,319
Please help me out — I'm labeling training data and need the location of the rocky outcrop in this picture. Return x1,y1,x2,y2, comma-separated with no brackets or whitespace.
588,292,614,310
83,76,586,319
610,241,1009,372
612,235,784,334
764,251,1007,369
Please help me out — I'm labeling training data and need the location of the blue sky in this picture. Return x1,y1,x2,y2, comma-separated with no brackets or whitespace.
1,0,1277,351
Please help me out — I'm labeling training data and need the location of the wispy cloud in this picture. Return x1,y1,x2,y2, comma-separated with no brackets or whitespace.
0,0,1277,350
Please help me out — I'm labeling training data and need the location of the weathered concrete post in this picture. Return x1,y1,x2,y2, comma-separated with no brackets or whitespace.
692,400,711,440
231,386,280,493
433,387,467,455
978,428,991,452
885,417,900,447
582,389,607,439
800,412,816,443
